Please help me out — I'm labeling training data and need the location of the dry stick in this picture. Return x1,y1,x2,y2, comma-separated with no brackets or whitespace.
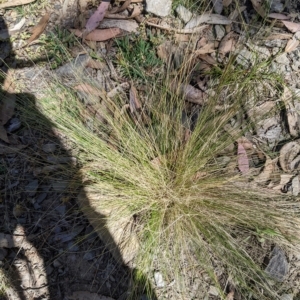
145,21,209,34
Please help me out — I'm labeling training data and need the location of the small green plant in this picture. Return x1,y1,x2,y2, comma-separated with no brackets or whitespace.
115,35,162,81
39,27,78,68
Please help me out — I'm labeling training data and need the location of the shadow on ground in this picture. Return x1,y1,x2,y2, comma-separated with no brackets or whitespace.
0,16,156,300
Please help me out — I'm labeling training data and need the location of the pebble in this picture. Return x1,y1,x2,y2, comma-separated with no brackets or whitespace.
36,192,47,204
42,143,57,153
6,118,21,132
275,53,290,65
25,179,39,196
67,242,80,252
214,25,225,40
175,5,193,23
154,271,165,288
83,251,96,261
265,246,289,282
145,0,172,17
208,285,219,296
0,248,8,261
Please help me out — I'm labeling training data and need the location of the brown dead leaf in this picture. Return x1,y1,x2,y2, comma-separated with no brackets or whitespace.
219,31,236,54
250,0,266,18
223,0,232,7
262,33,292,40
185,13,231,29
285,38,299,52
273,174,293,190
198,54,217,65
226,291,235,300
0,0,36,8
194,42,215,55
129,85,141,114
237,142,249,174
255,156,276,184
181,84,206,104
282,20,300,33
268,13,289,20
25,13,50,46
0,125,9,143
74,84,103,96
70,28,122,41
279,141,300,172
86,58,106,69
174,33,190,42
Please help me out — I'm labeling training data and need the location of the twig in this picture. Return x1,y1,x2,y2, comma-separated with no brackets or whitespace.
145,21,209,34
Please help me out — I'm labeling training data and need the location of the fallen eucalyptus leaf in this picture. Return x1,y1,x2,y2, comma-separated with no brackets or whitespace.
250,0,267,18
25,13,50,46
237,142,249,174
285,38,299,52
282,20,300,33
185,13,231,29
70,28,122,41
268,13,289,20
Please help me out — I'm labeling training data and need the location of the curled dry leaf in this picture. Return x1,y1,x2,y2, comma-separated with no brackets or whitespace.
70,28,122,41
194,42,215,55
268,13,289,20
282,20,300,33
219,31,236,54
74,83,103,96
285,38,299,52
226,291,235,300
237,142,249,174
99,19,139,33
292,176,300,196
0,0,36,8
279,140,300,172
180,84,206,104
198,54,217,65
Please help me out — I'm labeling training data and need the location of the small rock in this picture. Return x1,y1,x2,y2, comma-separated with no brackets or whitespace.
36,192,47,204
67,242,79,252
275,53,290,65
280,294,293,300
25,179,39,196
214,25,225,40
145,0,172,17
83,251,96,261
55,205,66,216
42,143,57,153
0,248,8,261
46,265,54,275
154,271,165,288
6,118,21,132
176,5,193,23
265,246,289,282
51,180,68,192
208,285,219,296
53,259,61,268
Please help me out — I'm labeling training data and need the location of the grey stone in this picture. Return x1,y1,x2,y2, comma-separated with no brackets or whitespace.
214,25,225,40
25,180,39,196
275,53,290,65
55,205,66,216
265,246,289,282
6,118,21,133
83,251,96,261
235,49,255,67
51,180,68,192
67,242,79,252
36,192,47,204
176,5,193,23
154,271,165,287
42,143,56,153
145,0,172,17
0,248,8,261
208,286,219,296
280,294,293,300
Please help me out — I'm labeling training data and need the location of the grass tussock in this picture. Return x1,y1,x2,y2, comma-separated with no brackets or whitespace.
21,46,300,299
